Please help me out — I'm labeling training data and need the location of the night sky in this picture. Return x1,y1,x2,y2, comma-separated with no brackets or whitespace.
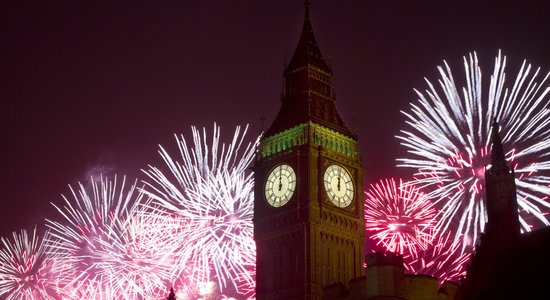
2,0,550,237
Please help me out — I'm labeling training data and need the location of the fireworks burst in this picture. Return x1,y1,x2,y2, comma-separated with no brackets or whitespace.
365,178,436,257
45,175,173,299
397,51,550,250
0,228,56,299
142,123,259,298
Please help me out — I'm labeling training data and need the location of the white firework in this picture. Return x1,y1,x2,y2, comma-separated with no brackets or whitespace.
0,228,56,299
397,51,550,251
142,123,259,298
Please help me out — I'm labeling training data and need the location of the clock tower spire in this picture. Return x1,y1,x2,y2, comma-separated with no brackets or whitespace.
254,3,364,299
265,0,354,138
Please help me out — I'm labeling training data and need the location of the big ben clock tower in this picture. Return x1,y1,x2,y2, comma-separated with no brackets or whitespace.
253,3,365,299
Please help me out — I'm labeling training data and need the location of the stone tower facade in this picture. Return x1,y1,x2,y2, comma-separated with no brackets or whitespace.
253,3,365,299
365,252,405,300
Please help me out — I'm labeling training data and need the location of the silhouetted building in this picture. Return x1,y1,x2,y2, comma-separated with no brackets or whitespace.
459,120,550,299
324,252,460,300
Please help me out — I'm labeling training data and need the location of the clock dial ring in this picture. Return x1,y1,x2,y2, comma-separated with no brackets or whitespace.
264,163,296,207
323,164,354,208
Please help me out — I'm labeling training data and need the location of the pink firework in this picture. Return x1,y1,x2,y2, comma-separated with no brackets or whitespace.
45,175,174,299
444,146,490,195
365,178,437,257
403,232,471,284
0,228,56,299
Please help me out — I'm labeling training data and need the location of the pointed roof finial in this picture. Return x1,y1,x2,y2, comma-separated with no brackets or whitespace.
285,0,331,74
490,118,509,173
304,0,311,19
166,287,176,300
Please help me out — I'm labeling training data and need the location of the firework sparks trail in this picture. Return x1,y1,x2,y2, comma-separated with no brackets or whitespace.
142,123,260,298
0,228,56,299
45,175,174,299
365,178,437,257
403,231,471,284
397,51,550,251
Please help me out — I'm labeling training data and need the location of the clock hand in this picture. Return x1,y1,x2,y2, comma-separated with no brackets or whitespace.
278,166,282,191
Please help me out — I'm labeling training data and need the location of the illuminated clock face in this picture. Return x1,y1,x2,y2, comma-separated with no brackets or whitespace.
324,164,354,208
265,164,297,207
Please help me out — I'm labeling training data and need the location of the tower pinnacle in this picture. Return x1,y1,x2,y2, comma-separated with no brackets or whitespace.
484,118,520,239
490,119,509,174
265,2,354,138
284,0,331,74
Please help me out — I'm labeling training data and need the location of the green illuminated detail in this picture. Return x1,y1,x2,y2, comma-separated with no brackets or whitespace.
261,124,308,157
311,123,358,158
261,122,357,158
